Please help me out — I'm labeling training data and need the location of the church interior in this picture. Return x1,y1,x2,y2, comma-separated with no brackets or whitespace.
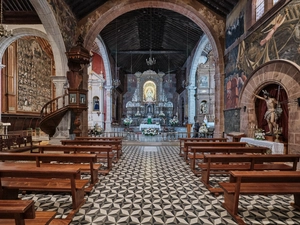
0,0,300,224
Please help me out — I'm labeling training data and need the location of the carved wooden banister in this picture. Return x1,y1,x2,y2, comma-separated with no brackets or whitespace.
40,93,69,118
39,93,70,137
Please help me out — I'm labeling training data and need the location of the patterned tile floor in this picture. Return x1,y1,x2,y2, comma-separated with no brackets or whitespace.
21,145,300,225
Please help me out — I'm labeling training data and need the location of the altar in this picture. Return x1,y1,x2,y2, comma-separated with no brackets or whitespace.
139,124,161,131
240,137,284,154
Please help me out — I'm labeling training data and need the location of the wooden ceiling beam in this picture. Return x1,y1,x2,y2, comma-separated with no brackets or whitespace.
3,12,41,24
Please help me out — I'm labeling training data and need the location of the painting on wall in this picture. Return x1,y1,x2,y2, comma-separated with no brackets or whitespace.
225,9,245,49
224,46,248,109
236,1,300,74
80,94,86,104
224,0,300,110
199,75,209,88
17,38,52,113
70,94,76,103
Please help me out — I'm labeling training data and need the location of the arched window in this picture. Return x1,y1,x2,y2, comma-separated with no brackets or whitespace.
93,96,99,111
256,0,265,21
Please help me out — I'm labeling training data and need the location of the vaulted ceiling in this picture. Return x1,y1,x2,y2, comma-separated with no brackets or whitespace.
2,0,238,74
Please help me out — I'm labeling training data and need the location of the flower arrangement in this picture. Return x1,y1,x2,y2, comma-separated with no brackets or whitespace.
135,111,141,117
123,117,133,126
93,123,103,135
142,128,158,136
254,128,265,140
158,112,165,117
199,123,208,133
169,117,179,126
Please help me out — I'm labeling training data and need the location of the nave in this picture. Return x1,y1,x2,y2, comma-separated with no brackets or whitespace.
21,145,300,225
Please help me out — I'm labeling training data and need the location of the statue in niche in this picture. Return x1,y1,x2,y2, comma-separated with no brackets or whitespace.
254,90,282,135
145,88,155,102
200,101,207,114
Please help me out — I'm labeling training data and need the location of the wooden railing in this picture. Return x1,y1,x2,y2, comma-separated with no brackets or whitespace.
91,131,214,142
40,93,69,118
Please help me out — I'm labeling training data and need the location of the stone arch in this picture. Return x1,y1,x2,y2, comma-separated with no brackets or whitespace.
0,28,48,63
187,35,210,124
83,0,224,83
81,0,225,136
239,60,300,154
30,0,68,78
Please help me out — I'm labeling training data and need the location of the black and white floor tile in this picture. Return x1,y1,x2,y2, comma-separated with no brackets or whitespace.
21,145,300,225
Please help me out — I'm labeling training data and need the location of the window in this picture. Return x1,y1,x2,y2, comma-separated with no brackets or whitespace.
256,0,265,21
250,0,286,31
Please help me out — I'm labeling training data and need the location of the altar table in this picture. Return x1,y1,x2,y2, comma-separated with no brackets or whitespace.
240,137,284,154
139,124,161,131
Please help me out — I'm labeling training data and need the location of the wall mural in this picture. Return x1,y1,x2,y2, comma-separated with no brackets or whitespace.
48,0,77,50
224,0,300,109
225,7,245,49
17,38,52,112
224,46,248,109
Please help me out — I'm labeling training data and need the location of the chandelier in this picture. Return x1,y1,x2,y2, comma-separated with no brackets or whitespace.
146,49,156,66
0,0,13,38
146,8,156,66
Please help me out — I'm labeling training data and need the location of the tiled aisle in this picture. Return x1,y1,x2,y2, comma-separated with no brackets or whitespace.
22,145,300,225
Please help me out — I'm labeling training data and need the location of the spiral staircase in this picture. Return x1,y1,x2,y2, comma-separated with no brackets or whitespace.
39,94,70,137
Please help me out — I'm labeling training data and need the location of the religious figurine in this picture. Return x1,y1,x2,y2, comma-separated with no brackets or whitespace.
254,90,281,135
146,89,154,101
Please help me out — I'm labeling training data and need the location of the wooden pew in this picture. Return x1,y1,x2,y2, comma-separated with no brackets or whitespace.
61,139,122,161
36,145,114,174
178,137,227,156
0,135,36,153
189,146,269,172
75,136,123,156
184,141,248,163
75,137,124,158
0,200,56,225
201,153,300,194
0,152,100,190
219,171,300,225
0,162,88,210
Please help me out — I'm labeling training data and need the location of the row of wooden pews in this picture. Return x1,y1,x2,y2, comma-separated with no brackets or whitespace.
0,200,56,225
179,137,300,225
0,135,35,152
0,136,123,225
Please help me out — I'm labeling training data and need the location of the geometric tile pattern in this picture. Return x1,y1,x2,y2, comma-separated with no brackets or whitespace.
20,145,300,225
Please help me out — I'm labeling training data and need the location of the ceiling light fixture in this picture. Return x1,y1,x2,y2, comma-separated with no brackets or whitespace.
146,9,156,66
113,20,120,88
0,0,13,38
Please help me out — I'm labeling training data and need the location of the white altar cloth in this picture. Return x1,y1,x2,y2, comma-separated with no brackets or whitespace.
139,124,161,131
240,137,284,154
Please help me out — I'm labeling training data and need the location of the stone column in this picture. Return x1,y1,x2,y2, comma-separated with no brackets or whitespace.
214,71,224,138
135,72,142,102
51,76,68,106
105,86,113,132
187,85,197,124
135,72,142,116
0,64,5,122
50,76,70,140
99,75,105,129
158,72,164,103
